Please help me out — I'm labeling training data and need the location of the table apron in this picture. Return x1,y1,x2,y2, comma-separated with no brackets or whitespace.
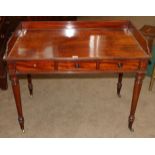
7,59,148,75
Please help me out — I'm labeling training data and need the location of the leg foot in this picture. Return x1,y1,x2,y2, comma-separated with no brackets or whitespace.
128,116,135,132
117,73,123,97
18,117,24,131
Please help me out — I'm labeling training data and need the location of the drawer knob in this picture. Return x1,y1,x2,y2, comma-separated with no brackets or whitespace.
118,62,123,68
75,63,80,68
33,64,37,68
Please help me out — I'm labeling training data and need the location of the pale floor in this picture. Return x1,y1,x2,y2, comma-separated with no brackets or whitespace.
0,74,155,137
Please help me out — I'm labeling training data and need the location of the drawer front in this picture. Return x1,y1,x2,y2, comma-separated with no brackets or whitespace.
58,61,96,71
14,60,139,73
77,62,96,70
16,61,54,73
99,61,139,72
58,62,75,71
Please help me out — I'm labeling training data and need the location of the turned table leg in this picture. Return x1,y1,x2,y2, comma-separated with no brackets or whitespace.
128,72,145,131
117,73,123,97
11,75,24,132
27,74,33,96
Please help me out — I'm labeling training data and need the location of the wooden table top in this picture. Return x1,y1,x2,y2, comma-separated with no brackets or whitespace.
6,21,150,61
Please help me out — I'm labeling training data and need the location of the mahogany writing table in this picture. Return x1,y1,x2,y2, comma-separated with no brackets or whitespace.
5,21,150,132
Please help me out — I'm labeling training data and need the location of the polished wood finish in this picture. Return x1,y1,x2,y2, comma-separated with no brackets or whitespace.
7,22,149,60
10,75,24,131
5,21,150,132
140,25,155,91
0,16,77,90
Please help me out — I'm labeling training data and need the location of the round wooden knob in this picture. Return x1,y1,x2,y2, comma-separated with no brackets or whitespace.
33,64,37,68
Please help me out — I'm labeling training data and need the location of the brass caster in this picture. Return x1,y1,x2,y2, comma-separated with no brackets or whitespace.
128,127,134,132
30,94,33,98
22,129,25,133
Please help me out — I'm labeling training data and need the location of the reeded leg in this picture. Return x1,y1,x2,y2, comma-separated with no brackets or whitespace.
149,65,155,91
128,72,145,132
117,73,123,97
11,75,24,132
27,74,33,96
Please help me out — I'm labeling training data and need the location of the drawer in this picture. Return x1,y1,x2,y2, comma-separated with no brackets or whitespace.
99,60,139,72
58,61,96,71
77,62,97,70
16,61,54,73
58,62,75,71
